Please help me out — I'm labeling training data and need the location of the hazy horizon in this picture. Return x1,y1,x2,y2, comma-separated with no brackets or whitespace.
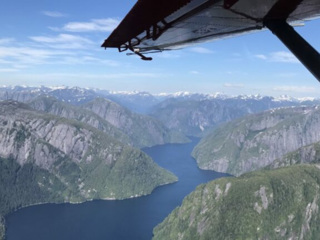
1,0,320,98
1,84,319,99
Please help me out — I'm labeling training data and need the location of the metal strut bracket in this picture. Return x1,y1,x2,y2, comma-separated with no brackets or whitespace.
119,38,153,61
265,20,320,82
129,49,153,61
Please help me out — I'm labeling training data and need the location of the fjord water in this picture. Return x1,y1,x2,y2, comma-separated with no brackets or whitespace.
6,138,228,240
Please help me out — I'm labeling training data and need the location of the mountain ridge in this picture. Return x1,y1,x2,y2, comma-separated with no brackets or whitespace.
0,100,178,240
192,106,320,176
153,164,320,240
83,97,189,148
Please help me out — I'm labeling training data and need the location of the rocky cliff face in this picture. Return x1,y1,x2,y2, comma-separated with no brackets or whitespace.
1,101,100,168
153,165,320,240
0,217,4,240
150,97,303,136
192,106,320,176
0,100,179,240
0,101,177,201
28,96,131,146
84,98,188,148
267,141,320,169
2,86,319,140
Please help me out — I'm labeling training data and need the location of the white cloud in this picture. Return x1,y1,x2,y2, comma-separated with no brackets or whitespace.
189,47,214,54
270,51,299,63
0,38,120,69
255,51,299,63
42,11,67,18
98,73,158,79
0,46,66,58
224,83,245,88
30,34,94,49
226,71,248,76
58,56,120,67
0,38,15,45
255,54,267,60
14,73,158,82
0,45,73,66
30,34,91,44
61,18,119,32
0,59,12,64
276,72,297,78
156,52,180,59
0,68,19,72
273,86,316,93
190,70,199,74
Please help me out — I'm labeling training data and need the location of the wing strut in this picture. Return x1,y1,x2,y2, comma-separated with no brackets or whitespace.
263,0,320,82
265,20,320,82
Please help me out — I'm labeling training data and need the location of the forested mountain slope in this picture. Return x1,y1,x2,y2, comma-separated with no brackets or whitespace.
154,165,320,240
83,98,188,148
0,101,177,239
193,106,320,176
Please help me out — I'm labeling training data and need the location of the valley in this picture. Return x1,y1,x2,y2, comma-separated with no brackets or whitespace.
1,86,320,239
5,138,227,240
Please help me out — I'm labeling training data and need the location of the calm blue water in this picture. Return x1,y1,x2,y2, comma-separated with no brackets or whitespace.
6,138,229,240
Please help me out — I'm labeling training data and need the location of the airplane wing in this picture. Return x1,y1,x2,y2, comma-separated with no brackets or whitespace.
102,0,320,81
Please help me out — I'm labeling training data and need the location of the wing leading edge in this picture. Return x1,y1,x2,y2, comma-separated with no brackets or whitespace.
102,0,320,81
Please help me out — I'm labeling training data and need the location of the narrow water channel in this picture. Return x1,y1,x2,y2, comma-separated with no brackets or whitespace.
6,138,229,240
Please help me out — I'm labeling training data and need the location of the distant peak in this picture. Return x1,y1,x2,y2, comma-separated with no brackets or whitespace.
48,86,68,90
273,95,297,102
108,90,152,96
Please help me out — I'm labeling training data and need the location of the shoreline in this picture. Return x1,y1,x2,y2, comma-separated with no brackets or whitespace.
2,178,178,240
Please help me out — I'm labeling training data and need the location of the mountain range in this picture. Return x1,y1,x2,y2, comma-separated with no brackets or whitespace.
0,101,177,239
150,95,319,137
155,103,320,240
1,86,319,138
2,85,320,240
1,86,318,113
192,106,320,176
28,95,187,148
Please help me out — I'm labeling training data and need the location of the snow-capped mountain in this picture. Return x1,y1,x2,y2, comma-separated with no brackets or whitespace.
0,86,319,115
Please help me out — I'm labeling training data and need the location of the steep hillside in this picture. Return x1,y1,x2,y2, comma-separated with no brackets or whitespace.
28,96,131,146
267,141,320,169
0,217,4,240
4,86,320,139
153,165,320,240
83,98,188,148
192,106,320,176
150,96,303,136
0,101,177,200
98,90,161,114
0,101,177,240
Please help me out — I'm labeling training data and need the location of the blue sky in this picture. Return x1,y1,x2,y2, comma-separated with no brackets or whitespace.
1,0,320,97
